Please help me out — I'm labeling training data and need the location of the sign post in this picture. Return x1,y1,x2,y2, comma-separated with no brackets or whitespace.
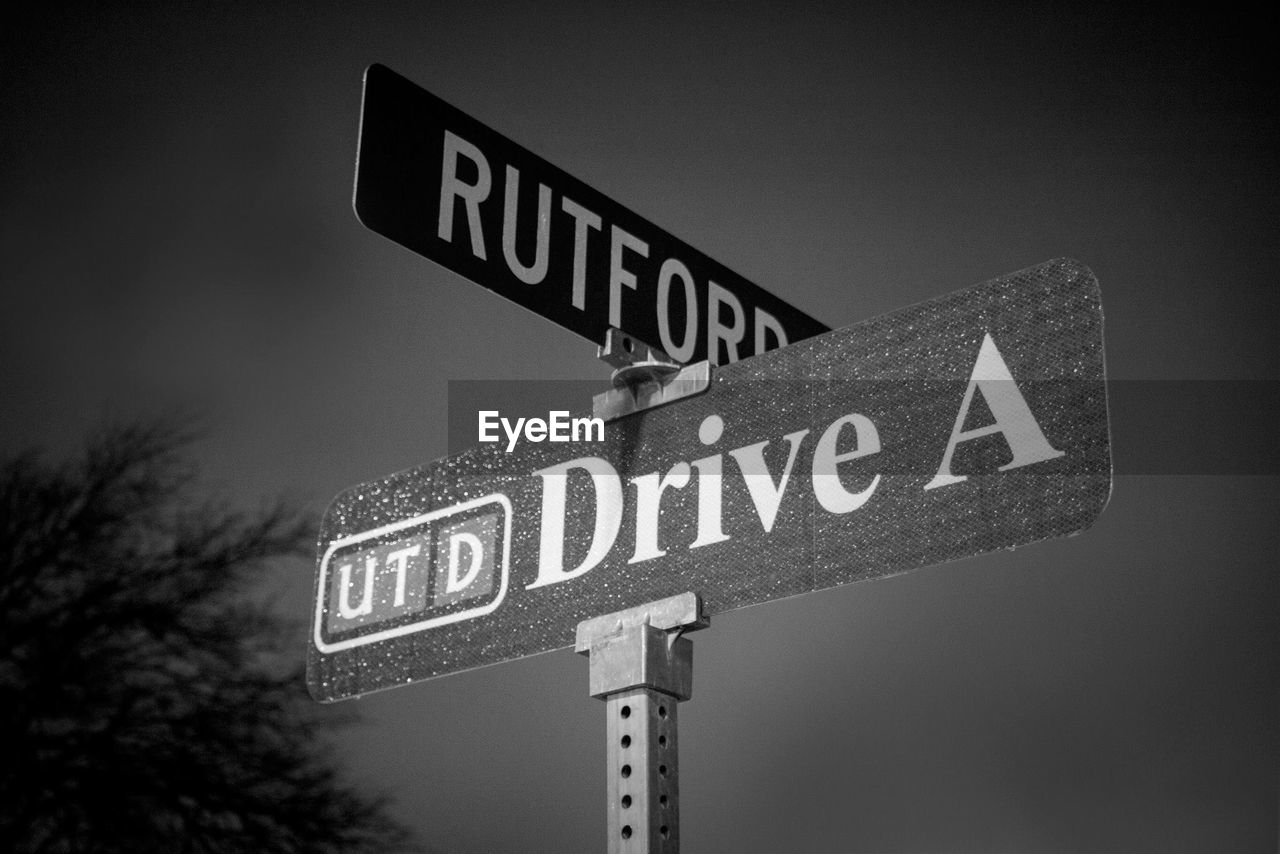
576,592,707,853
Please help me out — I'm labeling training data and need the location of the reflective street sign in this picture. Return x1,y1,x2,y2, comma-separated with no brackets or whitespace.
353,63,829,365
308,258,1111,702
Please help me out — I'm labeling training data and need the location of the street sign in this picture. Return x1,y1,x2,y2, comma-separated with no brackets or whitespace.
307,258,1111,702
353,63,829,365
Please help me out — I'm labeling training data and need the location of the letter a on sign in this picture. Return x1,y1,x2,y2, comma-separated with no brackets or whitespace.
924,333,1065,490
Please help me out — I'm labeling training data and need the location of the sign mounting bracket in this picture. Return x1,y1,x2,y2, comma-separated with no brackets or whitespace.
592,329,711,423
576,592,708,853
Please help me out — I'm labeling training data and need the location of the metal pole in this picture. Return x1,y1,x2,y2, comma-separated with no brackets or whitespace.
576,593,708,854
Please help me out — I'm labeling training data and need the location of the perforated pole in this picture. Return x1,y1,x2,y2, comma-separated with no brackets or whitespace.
605,680,683,849
576,593,707,854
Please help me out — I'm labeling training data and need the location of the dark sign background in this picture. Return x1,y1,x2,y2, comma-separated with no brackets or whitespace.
308,259,1110,700
354,64,829,364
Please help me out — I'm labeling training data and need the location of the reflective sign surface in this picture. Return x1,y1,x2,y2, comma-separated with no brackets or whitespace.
308,258,1111,701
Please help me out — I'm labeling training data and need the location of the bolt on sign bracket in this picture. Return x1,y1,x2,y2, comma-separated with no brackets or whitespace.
593,329,712,423
577,592,708,853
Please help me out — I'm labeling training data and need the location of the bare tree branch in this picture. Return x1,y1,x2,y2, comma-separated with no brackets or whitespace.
0,421,418,853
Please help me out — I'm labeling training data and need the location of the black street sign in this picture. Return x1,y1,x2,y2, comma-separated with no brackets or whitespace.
308,258,1111,702
353,63,830,365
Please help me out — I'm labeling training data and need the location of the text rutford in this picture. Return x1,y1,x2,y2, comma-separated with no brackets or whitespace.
321,332,1068,644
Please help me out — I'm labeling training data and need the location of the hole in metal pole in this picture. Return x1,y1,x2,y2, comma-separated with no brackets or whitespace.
621,764,632,778
621,735,631,748
658,705,667,718
660,825,669,839
659,764,667,777
658,735,667,747
659,795,668,807
621,705,631,718
621,795,632,808
622,826,632,839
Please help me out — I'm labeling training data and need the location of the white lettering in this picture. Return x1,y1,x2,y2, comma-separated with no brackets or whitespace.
707,281,745,365
446,531,485,593
924,333,1065,490
657,258,698,363
689,414,730,548
502,165,551,284
548,410,570,442
561,197,601,311
609,226,649,328
572,415,604,442
481,410,606,450
754,307,787,356
527,457,623,589
728,429,809,533
478,411,500,443
385,544,421,607
525,418,548,443
337,557,376,619
812,414,881,513
501,417,526,453
628,462,691,563
437,131,491,260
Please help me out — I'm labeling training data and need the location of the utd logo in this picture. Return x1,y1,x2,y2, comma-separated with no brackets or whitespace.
314,495,511,652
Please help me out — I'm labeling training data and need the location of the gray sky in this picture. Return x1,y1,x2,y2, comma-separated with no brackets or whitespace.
2,3,1276,852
